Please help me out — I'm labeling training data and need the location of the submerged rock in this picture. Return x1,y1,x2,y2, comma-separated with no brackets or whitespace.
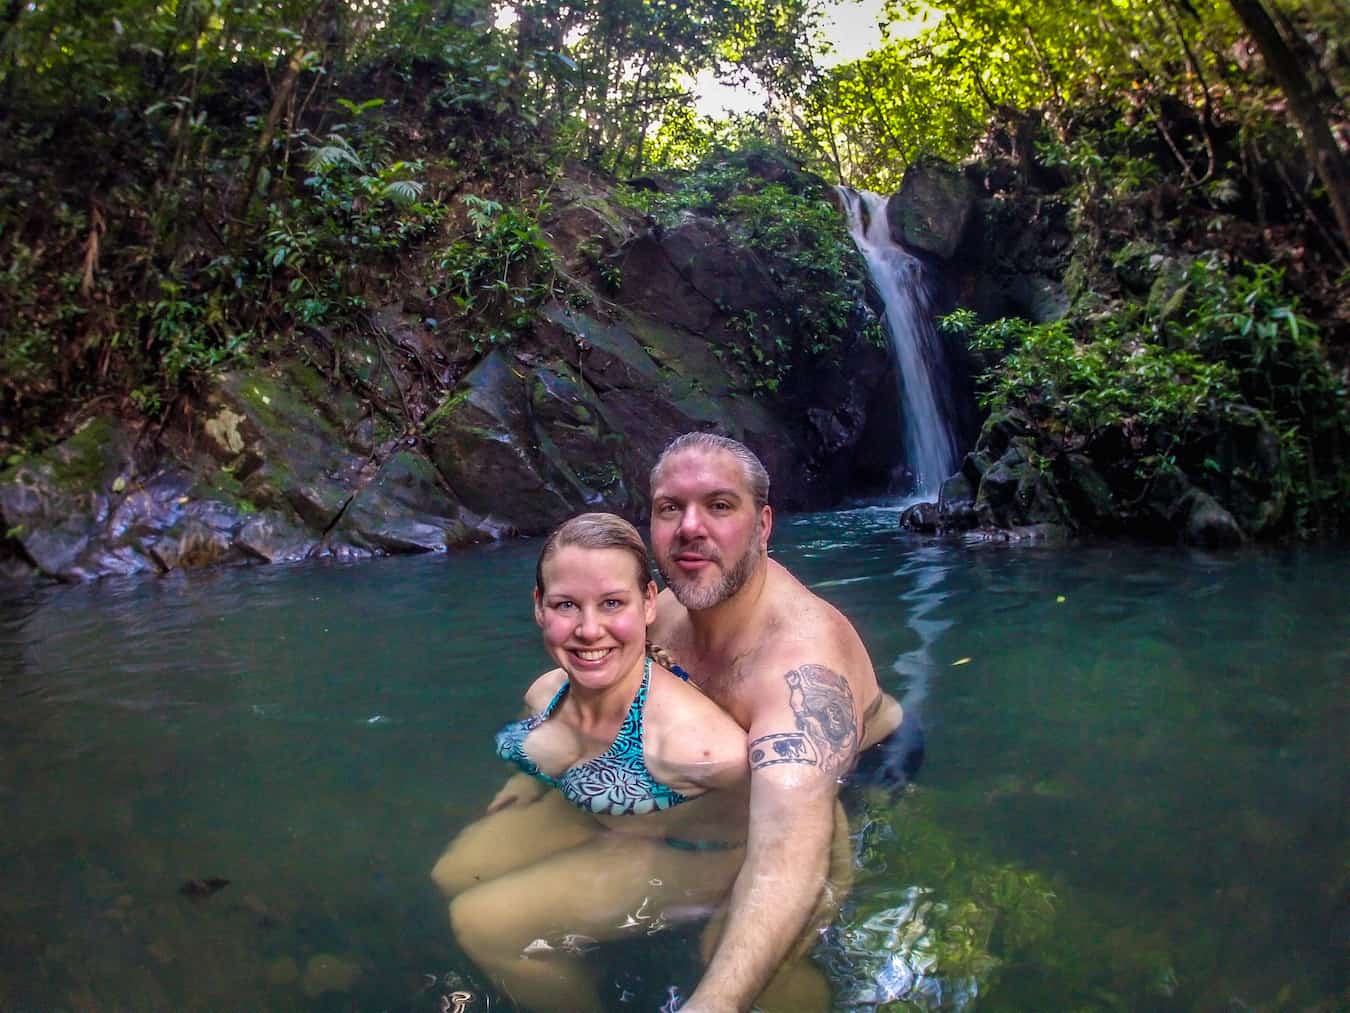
301,953,360,997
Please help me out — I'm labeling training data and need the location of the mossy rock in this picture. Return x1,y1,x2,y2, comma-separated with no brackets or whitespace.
0,416,136,579
1110,239,1168,294
424,351,576,533
887,159,977,260
337,451,473,552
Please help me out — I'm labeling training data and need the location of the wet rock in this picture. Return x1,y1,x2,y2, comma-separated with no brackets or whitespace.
528,362,633,510
899,500,940,532
1055,453,1119,531
936,472,979,530
0,417,138,580
1005,522,1072,545
425,351,576,534
887,160,977,260
337,451,474,552
1180,489,1244,548
236,511,314,563
206,366,375,535
1188,405,1285,536
150,518,236,572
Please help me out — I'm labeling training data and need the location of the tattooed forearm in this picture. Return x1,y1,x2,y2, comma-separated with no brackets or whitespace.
786,665,857,773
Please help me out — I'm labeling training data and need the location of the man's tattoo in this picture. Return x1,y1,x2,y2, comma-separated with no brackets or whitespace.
749,731,820,769
785,665,857,773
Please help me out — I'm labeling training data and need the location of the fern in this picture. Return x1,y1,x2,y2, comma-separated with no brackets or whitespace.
306,134,363,173
381,179,424,206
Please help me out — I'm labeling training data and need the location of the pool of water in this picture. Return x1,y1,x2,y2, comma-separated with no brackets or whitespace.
0,511,1345,1011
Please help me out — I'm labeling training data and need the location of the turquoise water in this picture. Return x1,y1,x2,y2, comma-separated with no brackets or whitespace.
0,510,1345,1011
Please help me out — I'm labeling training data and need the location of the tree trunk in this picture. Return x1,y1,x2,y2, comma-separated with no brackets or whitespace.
236,45,308,221
1227,0,1350,248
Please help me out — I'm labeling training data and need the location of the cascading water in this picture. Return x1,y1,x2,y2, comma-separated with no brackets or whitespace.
837,187,959,497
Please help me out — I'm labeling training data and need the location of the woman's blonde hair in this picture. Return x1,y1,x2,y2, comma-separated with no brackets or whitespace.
535,512,651,595
535,512,675,668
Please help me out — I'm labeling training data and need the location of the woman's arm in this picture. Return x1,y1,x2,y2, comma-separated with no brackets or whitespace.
486,669,568,812
486,770,547,813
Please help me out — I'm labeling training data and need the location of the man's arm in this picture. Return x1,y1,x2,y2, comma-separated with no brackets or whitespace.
684,664,860,1012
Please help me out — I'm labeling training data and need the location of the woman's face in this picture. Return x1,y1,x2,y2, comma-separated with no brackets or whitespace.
534,545,657,692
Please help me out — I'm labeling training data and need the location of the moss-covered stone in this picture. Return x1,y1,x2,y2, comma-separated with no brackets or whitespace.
886,159,977,260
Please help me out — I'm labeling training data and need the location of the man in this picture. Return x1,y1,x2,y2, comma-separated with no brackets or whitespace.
647,432,910,1012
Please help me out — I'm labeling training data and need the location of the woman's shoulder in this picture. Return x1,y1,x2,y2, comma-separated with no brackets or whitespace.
522,668,568,712
643,665,748,789
646,666,745,741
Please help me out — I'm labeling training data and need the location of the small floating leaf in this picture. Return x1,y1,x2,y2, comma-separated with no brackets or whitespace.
1056,595,1066,603
952,657,972,666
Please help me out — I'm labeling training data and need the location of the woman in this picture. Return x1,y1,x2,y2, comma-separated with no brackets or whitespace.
431,514,847,1011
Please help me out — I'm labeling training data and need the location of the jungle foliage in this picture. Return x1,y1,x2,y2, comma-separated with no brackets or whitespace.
941,251,1350,533
791,0,1348,210
0,0,824,451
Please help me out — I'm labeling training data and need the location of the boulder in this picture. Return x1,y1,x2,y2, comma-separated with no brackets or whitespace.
614,218,778,335
1055,454,1120,531
887,161,977,260
236,512,314,563
1188,406,1285,537
936,471,978,530
204,366,382,533
425,351,578,534
899,500,941,533
149,518,236,572
336,451,474,553
1180,489,1245,548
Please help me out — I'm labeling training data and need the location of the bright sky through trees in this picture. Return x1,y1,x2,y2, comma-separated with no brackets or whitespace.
692,0,931,116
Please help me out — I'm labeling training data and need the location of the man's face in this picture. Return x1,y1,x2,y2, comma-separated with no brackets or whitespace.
650,448,770,610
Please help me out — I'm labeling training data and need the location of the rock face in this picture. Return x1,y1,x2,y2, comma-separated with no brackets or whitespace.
0,169,895,582
914,406,1286,547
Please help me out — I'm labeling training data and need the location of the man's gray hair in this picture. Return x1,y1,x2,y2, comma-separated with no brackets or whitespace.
650,432,770,511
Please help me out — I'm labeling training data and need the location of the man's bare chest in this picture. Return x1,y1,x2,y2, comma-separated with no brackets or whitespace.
666,643,757,729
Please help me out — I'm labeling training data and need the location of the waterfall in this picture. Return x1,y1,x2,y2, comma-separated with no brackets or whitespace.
837,187,958,497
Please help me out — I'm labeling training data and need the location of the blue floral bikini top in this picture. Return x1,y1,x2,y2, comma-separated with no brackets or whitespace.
494,657,690,816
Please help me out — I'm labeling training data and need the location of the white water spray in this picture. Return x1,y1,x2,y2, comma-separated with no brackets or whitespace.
837,187,958,496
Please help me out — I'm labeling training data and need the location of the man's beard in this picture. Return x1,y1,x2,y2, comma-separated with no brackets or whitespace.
658,528,761,610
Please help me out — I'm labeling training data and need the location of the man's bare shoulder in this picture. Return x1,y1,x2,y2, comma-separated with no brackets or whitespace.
759,562,869,668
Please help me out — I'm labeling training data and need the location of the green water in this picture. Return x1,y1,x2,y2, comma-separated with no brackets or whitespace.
0,510,1345,1011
